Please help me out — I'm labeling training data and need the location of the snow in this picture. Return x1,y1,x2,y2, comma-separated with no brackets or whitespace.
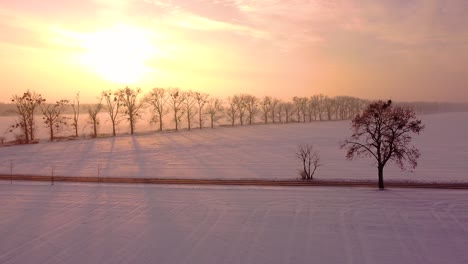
0,183,467,264
0,112,467,183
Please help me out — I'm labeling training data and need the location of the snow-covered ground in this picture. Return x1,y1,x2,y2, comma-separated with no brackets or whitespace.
0,183,467,264
0,112,467,183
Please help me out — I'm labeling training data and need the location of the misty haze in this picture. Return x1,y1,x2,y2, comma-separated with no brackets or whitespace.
1,1,468,264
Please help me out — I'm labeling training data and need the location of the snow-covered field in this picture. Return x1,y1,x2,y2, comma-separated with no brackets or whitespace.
0,112,467,183
0,183,467,264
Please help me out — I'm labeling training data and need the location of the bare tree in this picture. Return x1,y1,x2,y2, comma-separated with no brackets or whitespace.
244,95,259,125
334,96,348,120
233,94,248,126
88,97,103,138
182,91,197,131
167,88,184,131
145,87,168,131
206,97,223,128
292,97,307,122
316,94,326,121
70,92,80,137
296,144,321,180
194,92,209,129
120,87,142,135
102,90,122,137
292,97,301,122
324,96,335,120
261,96,272,124
10,90,45,143
276,100,284,123
341,100,425,189
226,96,238,126
307,96,319,121
270,98,280,123
41,100,69,141
282,102,293,123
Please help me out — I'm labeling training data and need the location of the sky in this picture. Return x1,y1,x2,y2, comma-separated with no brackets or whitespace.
0,0,467,103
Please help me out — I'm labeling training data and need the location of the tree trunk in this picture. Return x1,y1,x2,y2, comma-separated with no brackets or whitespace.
378,165,384,190
49,125,54,141
28,118,34,141
199,113,202,129
24,122,30,144
93,121,97,138
112,121,116,136
159,115,163,131
211,117,214,128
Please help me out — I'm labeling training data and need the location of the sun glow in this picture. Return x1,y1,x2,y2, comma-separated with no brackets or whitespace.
78,25,157,84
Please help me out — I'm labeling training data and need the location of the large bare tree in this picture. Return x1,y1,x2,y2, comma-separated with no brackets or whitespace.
282,102,293,123
226,96,238,127
316,94,326,121
102,90,122,137
193,92,209,129
88,97,103,138
120,87,142,135
261,96,272,124
341,100,425,189
244,95,259,125
41,99,69,141
10,90,45,143
145,87,169,131
276,100,284,123
167,88,184,131
71,92,80,137
234,94,247,126
206,98,223,128
292,97,307,122
182,91,197,131
323,96,335,120
270,98,280,123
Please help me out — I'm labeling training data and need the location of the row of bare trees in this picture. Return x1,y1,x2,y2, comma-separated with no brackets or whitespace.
8,88,141,142
9,88,367,142
225,94,366,126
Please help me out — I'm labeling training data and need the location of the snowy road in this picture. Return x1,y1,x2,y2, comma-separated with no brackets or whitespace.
1,183,467,264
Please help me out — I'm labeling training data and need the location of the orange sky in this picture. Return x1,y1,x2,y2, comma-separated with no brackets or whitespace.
1,0,467,103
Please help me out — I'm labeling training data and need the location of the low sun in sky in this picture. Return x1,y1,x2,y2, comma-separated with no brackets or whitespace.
78,24,157,84
1,1,467,102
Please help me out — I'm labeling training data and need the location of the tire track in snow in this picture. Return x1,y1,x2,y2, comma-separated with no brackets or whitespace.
178,207,226,264
0,194,92,263
156,204,216,263
243,206,272,264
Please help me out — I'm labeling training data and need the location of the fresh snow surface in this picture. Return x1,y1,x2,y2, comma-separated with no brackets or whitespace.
0,112,467,183
0,183,467,264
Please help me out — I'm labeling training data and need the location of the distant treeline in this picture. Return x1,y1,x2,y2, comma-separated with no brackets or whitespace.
396,102,468,114
3,87,468,144
2,99,466,117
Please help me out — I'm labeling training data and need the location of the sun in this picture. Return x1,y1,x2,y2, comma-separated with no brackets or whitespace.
79,25,156,84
